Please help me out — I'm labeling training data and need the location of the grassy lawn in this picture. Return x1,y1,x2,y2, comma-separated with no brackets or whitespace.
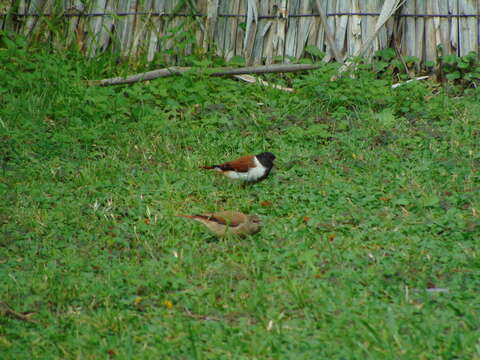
1,37,479,359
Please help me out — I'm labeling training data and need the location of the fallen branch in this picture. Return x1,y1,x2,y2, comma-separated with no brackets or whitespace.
89,63,320,86
233,74,294,92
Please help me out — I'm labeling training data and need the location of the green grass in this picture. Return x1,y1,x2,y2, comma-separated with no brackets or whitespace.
1,37,480,359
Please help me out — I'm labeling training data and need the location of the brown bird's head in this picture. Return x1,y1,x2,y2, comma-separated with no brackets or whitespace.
246,214,262,234
248,214,262,224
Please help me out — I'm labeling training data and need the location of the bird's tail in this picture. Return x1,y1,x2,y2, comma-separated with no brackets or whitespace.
176,214,212,224
199,165,216,170
176,214,196,219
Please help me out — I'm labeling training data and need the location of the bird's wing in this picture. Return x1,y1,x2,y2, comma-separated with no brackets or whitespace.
218,155,255,173
203,211,246,227
177,212,246,227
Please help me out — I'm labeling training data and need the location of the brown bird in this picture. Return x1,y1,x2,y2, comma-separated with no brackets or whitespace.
200,152,276,183
176,211,262,237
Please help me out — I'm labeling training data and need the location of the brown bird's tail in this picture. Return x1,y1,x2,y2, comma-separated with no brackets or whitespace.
176,214,212,221
199,165,215,170
176,214,196,219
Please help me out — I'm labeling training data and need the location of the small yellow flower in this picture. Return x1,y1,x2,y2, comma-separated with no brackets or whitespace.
134,297,143,305
163,300,174,309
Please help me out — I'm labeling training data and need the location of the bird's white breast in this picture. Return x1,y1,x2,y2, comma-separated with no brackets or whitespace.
225,157,267,182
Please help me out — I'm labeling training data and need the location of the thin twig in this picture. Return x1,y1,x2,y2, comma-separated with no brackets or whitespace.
0,301,42,325
391,76,429,88
233,74,294,92
183,307,222,321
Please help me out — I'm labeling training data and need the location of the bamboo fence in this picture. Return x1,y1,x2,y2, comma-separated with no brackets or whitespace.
1,0,479,64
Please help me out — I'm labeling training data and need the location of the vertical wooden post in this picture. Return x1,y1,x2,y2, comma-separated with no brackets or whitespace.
276,0,288,61
349,0,363,57
203,0,219,52
459,0,478,55
86,0,107,57
425,1,440,63
315,0,344,63
336,0,407,76
243,0,258,64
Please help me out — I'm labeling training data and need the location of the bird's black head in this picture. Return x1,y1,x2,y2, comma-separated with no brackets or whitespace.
256,152,276,167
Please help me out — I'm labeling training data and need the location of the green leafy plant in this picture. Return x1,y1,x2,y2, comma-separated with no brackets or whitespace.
438,51,480,84
304,45,325,61
373,48,420,79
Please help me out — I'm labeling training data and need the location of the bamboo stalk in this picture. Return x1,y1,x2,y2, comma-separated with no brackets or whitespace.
147,0,165,61
306,0,320,49
251,0,271,64
379,0,392,51
449,0,459,54
334,0,349,58
214,0,227,57
336,0,406,76
130,0,147,57
23,0,44,36
263,0,276,64
234,0,246,57
295,0,312,57
243,0,258,64
86,0,108,56
254,21,273,64
285,0,299,59
349,0,362,57
65,0,84,48
223,0,239,61
275,0,288,61
91,63,321,86
362,0,379,59
415,0,426,64
0,0,11,30
203,0,218,52
459,0,477,55
401,0,415,57
162,0,176,64
99,0,115,52
425,1,440,62
315,0,344,63
115,0,133,56
33,0,55,43
312,0,325,54
75,0,87,53
192,0,206,52
437,0,452,55
12,0,26,32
